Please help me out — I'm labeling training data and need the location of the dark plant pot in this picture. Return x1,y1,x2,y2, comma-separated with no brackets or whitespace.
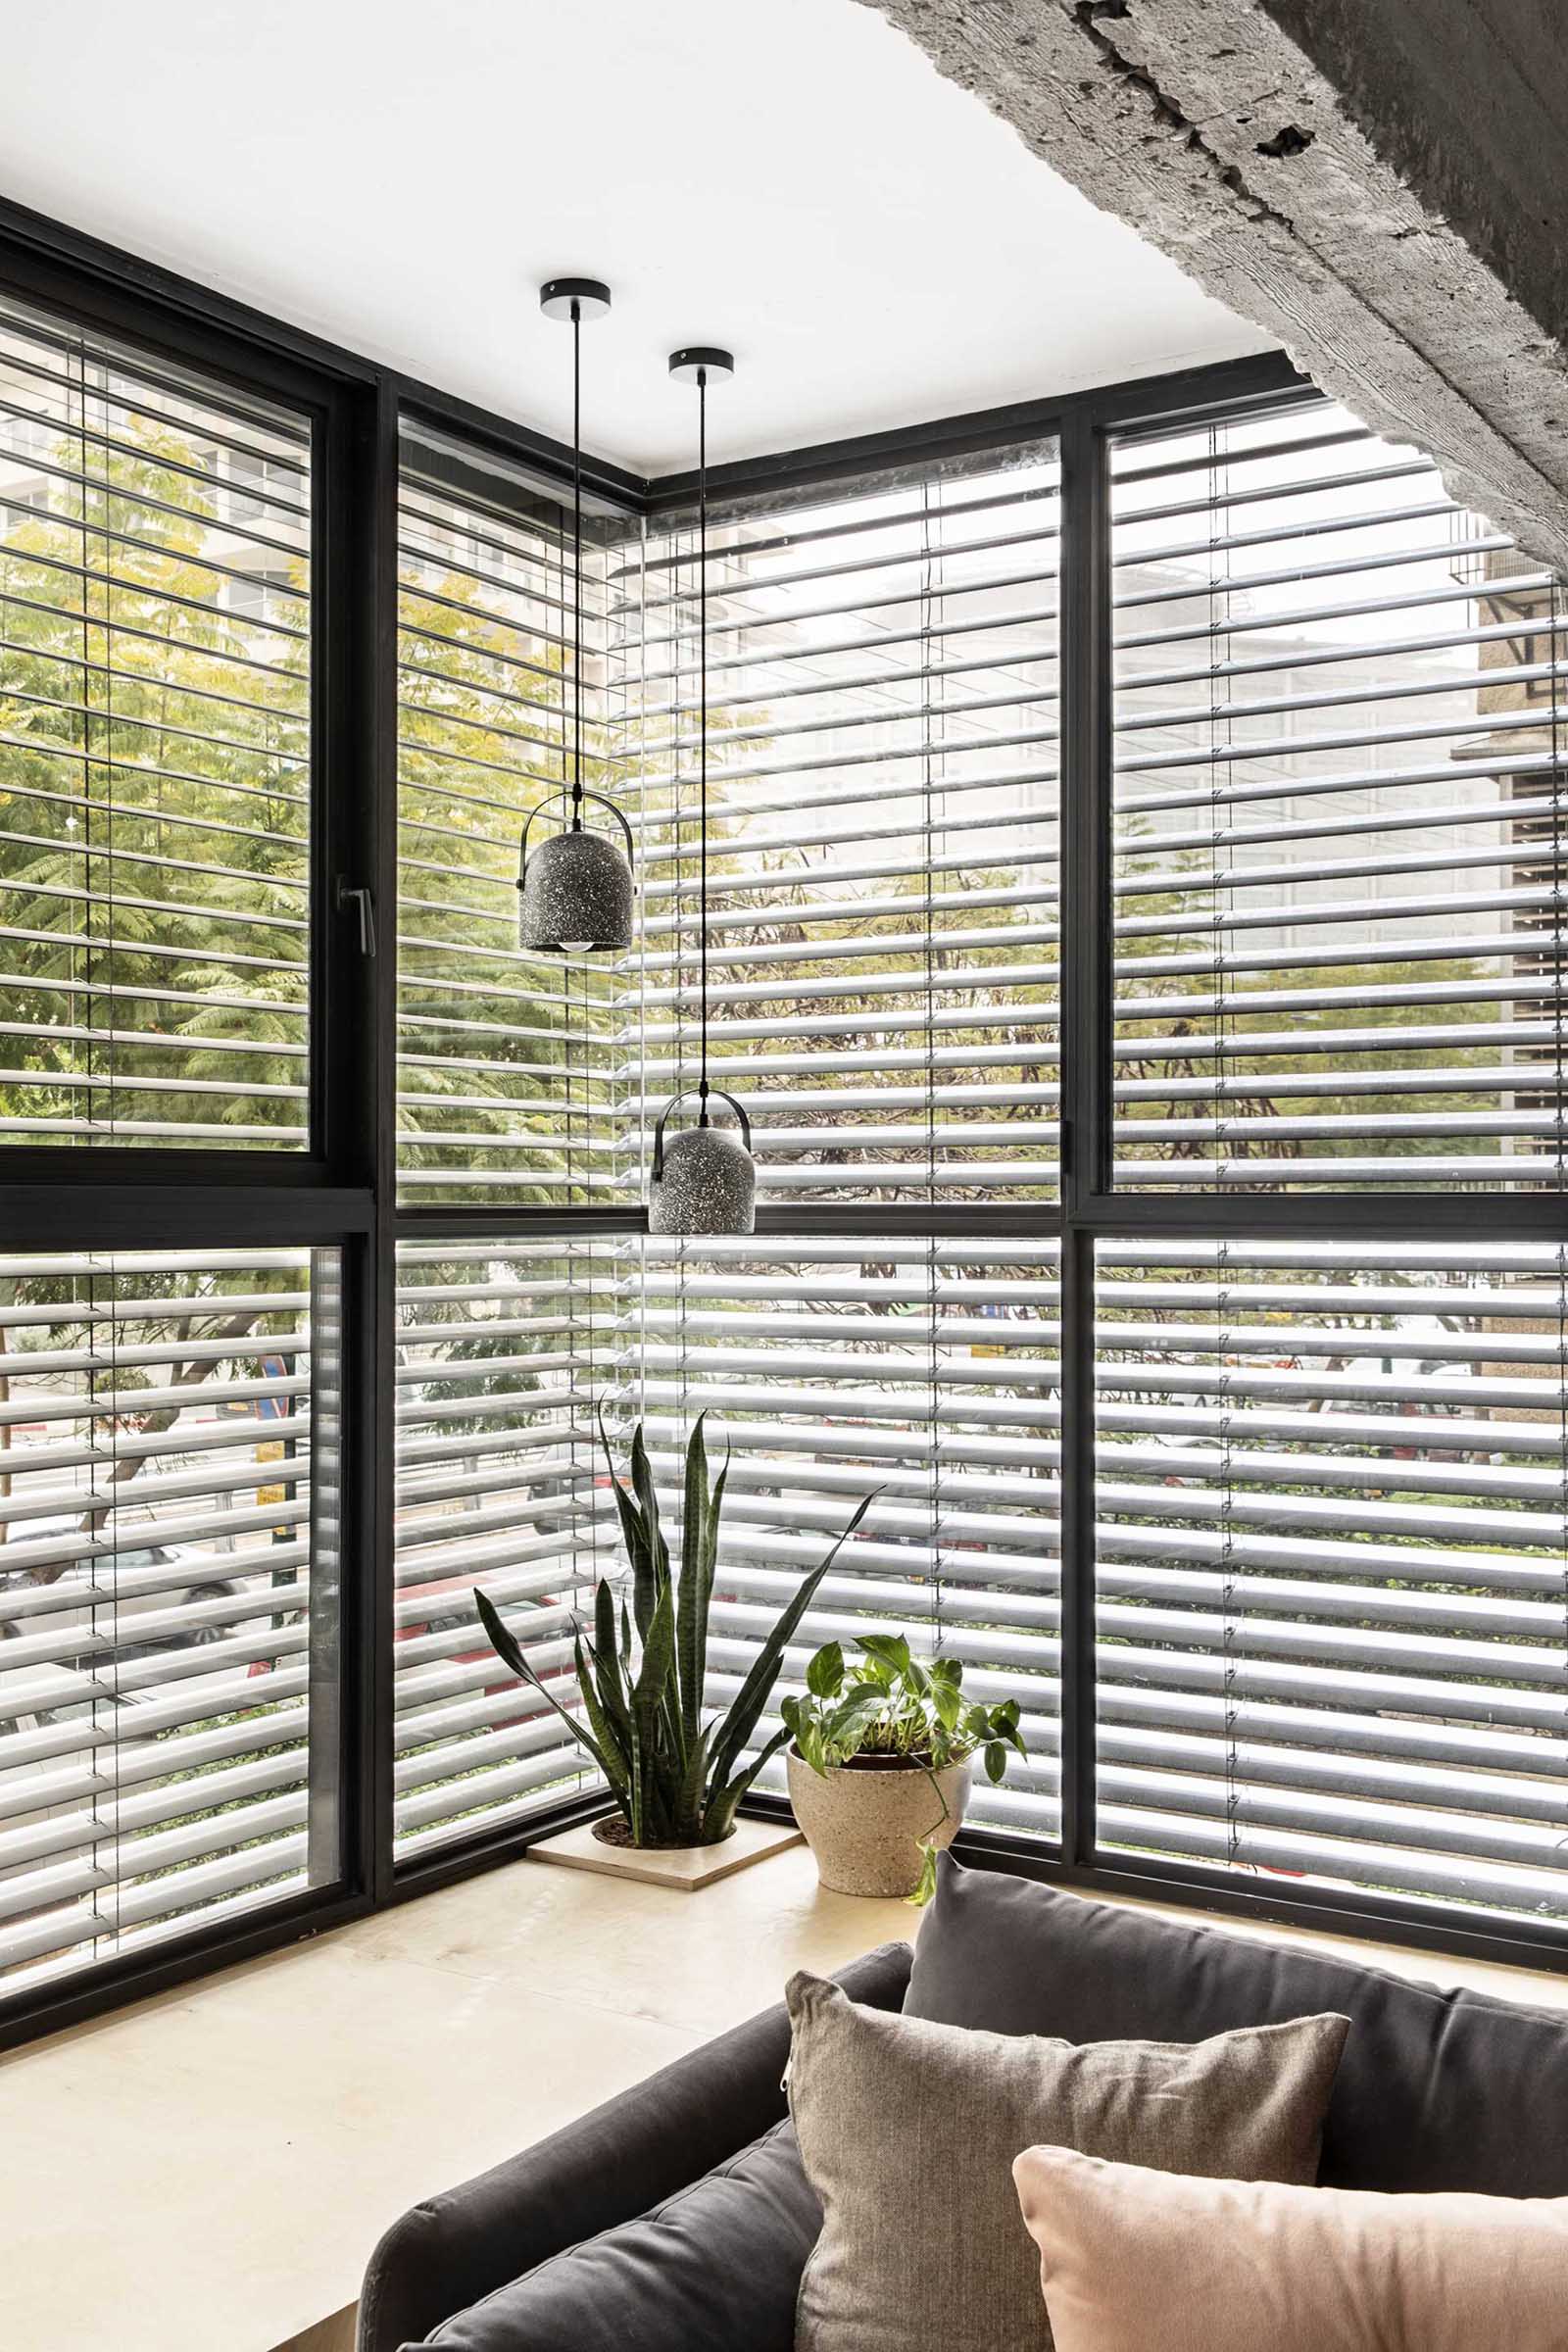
786,1746,971,1898
591,1816,735,1854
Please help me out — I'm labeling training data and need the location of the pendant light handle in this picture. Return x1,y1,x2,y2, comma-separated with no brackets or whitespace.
651,1087,753,1180
515,788,635,884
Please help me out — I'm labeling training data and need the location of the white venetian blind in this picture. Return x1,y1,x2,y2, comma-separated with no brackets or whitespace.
389,1235,1064,1853
1111,396,1568,1189
625,450,1061,1200
398,428,633,1205
0,1247,338,1991
391,1238,625,1856
1094,1241,1568,1926
639,1237,1062,1839
0,289,313,1147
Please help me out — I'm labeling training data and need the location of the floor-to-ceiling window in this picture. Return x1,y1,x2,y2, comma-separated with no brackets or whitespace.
614,395,1568,1947
2,231,1565,2042
1096,403,1568,1922
0,280,354,2005
390,422,637,1859
393,388,1568,1951
631,452,1066,1839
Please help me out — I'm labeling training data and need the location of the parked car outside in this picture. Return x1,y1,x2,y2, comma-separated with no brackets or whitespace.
0,1515,254,1669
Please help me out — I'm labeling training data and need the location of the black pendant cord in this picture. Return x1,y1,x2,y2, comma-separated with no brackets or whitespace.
570,297,583,831
698,367,710,1127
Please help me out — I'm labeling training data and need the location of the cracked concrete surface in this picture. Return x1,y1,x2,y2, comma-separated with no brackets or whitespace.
863,0,1568,569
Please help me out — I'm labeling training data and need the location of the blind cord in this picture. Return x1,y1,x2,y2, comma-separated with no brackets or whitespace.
570,299,582,829
921,483,941,1657
698,370,710,1124
1551,580,1566,1766
1206,424,1245,1873
1552,575,1564,1197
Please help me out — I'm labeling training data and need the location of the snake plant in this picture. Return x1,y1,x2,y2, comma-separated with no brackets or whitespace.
475,1413,871,1847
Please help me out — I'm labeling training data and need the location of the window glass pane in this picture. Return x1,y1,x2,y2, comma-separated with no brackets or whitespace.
633,455,1061,1202
0,291,312,1147
1094,1240,1568,1926
638,1236,1062,1841
397,426,631,1206
0,1246,340,1991
391,1234,1062,1862
392,1238,622,1857
1111,399,1567,1190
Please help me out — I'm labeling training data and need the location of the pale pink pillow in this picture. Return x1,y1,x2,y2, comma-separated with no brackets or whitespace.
1013,2143,1568,2352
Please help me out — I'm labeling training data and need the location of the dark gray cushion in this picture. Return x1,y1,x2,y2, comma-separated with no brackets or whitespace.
906,1856,1568,2198
423,2121,818,2352
358,1939,913,2352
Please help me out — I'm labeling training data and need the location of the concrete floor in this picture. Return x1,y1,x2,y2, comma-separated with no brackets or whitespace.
3,1845,1566,2352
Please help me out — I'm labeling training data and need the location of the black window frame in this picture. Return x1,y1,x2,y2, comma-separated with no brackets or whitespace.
0,191,1562,2054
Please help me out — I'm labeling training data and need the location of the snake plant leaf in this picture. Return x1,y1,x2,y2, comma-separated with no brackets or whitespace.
708,1490,877,1797
609,1470,653,1615
630,1421,670,1635
673,1719,714,1844
472,1585,529,1680
473,1587,612,1782
485,1423,873,1854
694,1449,727,1714
632,1570,677,1737
594,1576,616,1671
628,1723,644,1845
704,1722,793,1843
592,1577,628,1727
676,1412,710,1741
572,1628,631,1795
593,1673,637,1779
600,1406,655,1633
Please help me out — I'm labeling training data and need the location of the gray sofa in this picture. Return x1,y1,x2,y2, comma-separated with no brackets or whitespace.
359,1856,1568,2350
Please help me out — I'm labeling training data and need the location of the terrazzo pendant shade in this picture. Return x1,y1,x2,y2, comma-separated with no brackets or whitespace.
647,346,757,1238
648,1087,756,1236
515,799,634,954
517,277,634,955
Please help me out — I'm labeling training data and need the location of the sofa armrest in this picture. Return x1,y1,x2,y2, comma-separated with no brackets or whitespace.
357,1937,913,2352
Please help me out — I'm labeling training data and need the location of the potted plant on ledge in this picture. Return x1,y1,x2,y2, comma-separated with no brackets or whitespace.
782,1634,1026,1901
474,1414,871,1866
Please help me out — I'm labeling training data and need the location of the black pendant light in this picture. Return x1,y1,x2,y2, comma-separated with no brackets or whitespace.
516,277,634,954
648,345,756,1237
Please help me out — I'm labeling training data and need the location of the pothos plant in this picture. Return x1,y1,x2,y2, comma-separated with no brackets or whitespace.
781,1633,1026,1900
475,1413,872,1850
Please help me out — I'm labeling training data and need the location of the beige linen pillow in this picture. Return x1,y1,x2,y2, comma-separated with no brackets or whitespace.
784,1971,1348,2352
1013,2144,1568,2352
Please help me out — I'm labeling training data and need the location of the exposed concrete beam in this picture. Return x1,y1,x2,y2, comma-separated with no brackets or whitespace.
864,0,1568,570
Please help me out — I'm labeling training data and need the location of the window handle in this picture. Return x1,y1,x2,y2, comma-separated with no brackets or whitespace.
336,878,376,958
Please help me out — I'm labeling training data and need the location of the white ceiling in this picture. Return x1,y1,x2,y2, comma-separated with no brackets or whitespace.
0,0,1272,476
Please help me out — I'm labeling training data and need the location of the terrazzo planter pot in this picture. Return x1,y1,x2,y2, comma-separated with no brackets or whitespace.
787,1746,972,1899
